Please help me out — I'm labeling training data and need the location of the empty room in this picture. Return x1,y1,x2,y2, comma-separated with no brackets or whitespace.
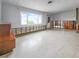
0,0,79,58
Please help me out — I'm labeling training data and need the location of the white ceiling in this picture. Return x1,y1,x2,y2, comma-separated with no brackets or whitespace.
2,0,79,13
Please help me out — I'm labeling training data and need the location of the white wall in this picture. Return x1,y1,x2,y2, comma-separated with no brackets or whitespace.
0,0,1,23
2,3,48,28
50,10,76,21
78,9,79,22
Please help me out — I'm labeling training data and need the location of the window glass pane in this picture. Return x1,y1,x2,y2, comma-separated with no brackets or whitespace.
21,12,42,25
21,13,27,25
38,15,42,24
28,13,42,25
28,13,36,25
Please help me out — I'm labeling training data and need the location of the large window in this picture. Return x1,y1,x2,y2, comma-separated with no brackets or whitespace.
21,12,42,25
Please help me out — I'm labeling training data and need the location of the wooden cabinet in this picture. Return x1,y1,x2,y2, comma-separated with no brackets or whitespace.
0,24,15,55
76,23,79,32
64,21,76,30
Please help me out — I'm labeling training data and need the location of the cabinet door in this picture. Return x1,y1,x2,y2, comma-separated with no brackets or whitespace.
0,40,4,52
3,40,15,50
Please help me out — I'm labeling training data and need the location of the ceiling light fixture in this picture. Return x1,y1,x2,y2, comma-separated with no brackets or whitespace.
48,1,52,4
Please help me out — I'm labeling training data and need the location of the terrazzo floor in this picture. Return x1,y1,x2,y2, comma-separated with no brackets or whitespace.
0,29,79,58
